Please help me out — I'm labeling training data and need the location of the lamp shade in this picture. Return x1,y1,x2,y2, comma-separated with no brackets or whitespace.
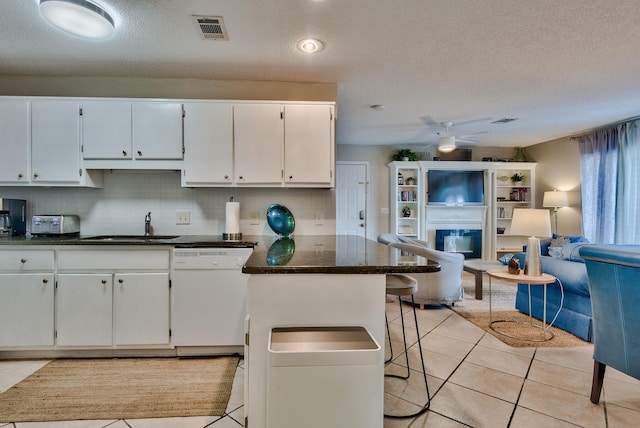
543,190,569,208
438,136,456,153
510,208,552,238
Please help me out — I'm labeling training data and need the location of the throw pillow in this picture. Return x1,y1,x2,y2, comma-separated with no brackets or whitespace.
561,242,591,263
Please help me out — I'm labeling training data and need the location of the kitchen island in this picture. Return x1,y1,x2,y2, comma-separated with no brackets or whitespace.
242,235,440,428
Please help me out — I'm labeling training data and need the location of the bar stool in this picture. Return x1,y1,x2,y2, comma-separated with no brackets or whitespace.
384,273,431,418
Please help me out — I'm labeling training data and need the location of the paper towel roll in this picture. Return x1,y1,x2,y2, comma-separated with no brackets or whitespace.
225,201,240,234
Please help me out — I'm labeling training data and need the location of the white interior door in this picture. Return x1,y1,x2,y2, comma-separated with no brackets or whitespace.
336,162,368,237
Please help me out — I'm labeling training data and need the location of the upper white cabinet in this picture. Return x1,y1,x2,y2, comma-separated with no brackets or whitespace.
31,100,83,183
81,100,184,168
0,100,30,183
232,102,335,187
284,104,334,186
182,102,234,186
81,100,132,159
132,102,184,160
234,103,284,185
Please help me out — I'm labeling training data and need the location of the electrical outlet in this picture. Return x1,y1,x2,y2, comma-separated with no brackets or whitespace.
250,211,260,225
315,211,323,226
176,210,190,225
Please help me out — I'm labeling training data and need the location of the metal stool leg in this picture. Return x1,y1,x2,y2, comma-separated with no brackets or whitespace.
384,296,431,419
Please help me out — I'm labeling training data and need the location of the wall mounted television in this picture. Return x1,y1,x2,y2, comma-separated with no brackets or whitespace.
427,170,485,206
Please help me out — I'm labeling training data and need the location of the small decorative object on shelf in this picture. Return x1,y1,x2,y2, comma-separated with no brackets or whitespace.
402,206,412,217
513,147,528,162
393,148,417,161
405,177,415,185
397,172,404,185
510,172,525,186
508,258,521,275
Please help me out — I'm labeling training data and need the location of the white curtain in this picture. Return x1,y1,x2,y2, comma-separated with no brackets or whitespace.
578,129,618,244
578,119,640,244
616,120,640,243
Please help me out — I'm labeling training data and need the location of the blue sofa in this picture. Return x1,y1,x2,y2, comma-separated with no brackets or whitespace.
513,239,593,341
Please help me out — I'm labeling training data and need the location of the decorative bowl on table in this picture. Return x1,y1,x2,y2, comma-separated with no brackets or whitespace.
266,203,295,236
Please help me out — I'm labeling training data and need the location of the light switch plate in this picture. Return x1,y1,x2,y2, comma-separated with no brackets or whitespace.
250,211,260,225
176,211,190,225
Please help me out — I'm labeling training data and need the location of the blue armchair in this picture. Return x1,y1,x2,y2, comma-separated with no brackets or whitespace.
579,245,640,403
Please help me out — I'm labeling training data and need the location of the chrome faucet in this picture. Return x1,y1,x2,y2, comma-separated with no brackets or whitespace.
144,212,151,236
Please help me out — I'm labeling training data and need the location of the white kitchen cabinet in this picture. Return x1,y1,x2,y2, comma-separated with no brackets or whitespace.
182,102,234,186
56,248,171,348
31,100,82,183
132,102,184,160
81,100,133,160
114,272,170,346
0,249,55,347
0,274,55,347
234,103,284,185
283,104,335,186
0,100,30,184
56,274,113,346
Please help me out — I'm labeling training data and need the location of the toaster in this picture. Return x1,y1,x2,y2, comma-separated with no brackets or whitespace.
31,215,80,235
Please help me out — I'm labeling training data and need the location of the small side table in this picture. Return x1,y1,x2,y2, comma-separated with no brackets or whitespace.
463,260,504,299
486,269,558,342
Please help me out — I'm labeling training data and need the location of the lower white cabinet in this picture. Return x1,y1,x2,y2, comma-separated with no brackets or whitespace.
56,248,171,348
56,274,113,346
0,273,55,347
113,272,170,346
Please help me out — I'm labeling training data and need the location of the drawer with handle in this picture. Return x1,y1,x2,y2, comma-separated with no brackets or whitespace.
0,250,55,271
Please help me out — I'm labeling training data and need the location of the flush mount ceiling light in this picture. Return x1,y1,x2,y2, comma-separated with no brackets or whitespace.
39,0,115,39
297,38,324,53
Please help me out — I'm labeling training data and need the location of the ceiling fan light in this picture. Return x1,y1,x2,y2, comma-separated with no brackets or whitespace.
39,0,115,39
438,136,456,153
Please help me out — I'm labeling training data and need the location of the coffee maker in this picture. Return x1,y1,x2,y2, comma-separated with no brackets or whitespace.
0,198,27,237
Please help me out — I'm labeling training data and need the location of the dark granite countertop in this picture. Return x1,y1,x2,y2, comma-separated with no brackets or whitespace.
0,234,259,248
242,235,441,274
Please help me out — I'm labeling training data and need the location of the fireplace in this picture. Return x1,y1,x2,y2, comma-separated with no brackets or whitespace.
435,229,482,259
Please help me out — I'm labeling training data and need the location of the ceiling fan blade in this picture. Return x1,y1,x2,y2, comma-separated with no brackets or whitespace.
418,116,440,127
452,117,493,127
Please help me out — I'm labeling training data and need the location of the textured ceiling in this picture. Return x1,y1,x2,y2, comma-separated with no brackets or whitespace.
3,0,640,150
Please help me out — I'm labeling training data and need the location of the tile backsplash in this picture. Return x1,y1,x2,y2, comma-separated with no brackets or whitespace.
1,171,336,236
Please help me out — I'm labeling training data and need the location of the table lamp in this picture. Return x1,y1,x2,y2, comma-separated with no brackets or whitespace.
543,190,569,235
510,208,552,276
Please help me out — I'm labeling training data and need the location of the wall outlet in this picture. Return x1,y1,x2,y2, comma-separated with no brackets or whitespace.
315,211,323,226
176,210,190,225
250,211,260,225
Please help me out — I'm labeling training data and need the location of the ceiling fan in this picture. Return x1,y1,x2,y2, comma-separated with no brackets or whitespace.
434,121,484,153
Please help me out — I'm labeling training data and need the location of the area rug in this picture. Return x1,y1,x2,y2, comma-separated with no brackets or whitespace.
458,309,590,348
0,356,239,422
452,273,590,348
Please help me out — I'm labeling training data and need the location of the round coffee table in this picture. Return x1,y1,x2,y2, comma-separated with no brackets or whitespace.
486,269,559,342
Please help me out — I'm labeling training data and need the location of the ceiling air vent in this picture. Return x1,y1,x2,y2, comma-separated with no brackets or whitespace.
193,15,228,41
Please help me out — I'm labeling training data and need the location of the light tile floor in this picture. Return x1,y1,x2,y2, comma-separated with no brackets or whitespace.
2,299,640,428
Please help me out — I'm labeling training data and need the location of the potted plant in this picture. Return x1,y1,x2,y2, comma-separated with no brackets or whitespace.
393,148,418,161
510,172,525,185
402,206,412,217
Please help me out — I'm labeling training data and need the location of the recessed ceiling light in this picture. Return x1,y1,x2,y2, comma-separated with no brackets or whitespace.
39,0,115,40
297,38,324,53
370,104,385,111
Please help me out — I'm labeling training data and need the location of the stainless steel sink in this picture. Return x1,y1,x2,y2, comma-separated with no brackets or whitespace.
80,235,179,242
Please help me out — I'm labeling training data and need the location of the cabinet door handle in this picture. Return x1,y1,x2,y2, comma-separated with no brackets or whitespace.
289,175,293,180
239,176,244,180
137,150,142,156
224,175,229,180
42,279,48,284
118,279,124,284
20,258,27,264
101,279,107,284
33,173,39,178
18,173,23,179
122,150,127,156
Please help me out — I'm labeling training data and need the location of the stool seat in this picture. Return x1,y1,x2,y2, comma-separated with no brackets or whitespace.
385,274,418,296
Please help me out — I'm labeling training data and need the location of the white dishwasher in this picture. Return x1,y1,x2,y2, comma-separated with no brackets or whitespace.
171,247,253,354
